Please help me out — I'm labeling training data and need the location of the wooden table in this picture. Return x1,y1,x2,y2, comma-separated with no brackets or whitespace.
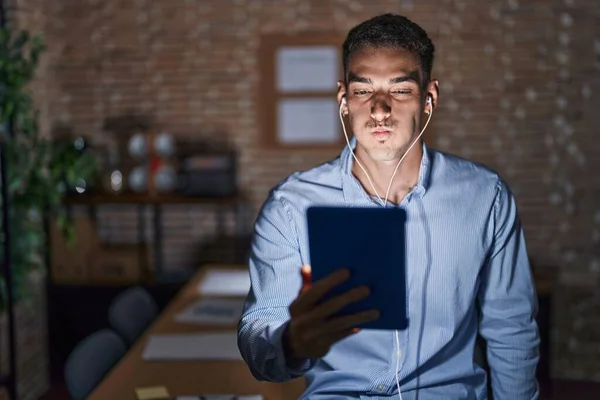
89,265,554,400
88,264,305,400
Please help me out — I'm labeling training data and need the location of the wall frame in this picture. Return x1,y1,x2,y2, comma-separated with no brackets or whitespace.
258,33,346,149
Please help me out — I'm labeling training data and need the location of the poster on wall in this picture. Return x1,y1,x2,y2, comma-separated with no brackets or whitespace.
277,98,339,144
276,46,338,93
259,33,344,147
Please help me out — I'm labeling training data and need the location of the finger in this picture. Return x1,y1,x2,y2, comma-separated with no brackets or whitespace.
291,265,316,315
300,265,312,294
292,268,351,311
315,327,361,350
306,285,371,322
315,309,380,338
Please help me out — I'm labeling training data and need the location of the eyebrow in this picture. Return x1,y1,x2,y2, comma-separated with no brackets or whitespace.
347,71,420,85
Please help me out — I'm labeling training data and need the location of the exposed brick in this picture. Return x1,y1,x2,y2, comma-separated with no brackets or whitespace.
6,0,600,385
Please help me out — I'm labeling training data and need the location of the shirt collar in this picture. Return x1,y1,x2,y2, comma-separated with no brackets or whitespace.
340,136,432,206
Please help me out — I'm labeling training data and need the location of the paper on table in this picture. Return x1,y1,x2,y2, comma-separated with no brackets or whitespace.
197,269,251,296
135,386,170,400
176,396,263,400
174,298,245,325
142,332,242,361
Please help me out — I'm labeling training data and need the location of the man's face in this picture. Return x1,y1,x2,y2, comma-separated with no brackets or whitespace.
338,46,436,163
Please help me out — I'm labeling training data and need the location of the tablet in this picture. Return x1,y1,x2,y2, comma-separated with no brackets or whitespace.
306,206,408,330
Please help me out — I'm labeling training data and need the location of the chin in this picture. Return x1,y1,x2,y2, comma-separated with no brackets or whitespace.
355,134,399,162
366,147,398,162
356,139,396,162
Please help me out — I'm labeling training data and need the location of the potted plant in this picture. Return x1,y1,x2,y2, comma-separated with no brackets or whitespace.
0,27,98,309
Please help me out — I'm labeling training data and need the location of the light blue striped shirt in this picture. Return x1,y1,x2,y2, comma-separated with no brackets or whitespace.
238,139,540,400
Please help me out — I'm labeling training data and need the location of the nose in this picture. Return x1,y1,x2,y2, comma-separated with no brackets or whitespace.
370,95,391,123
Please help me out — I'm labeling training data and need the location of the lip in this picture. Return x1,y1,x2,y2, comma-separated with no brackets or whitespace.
371,129,392,136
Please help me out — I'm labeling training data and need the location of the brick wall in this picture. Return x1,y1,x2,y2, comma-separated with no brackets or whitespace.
15,0,600,382
8,0,64,139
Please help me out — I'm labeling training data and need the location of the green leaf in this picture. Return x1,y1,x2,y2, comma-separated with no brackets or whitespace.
0,25,100,302
0,27,76,301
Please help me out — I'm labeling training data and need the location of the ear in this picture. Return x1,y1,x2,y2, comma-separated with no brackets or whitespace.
337,81,348,115
424,79,440,114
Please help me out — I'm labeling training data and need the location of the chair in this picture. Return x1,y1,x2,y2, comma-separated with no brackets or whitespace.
108,286,158,346
64,329,127,400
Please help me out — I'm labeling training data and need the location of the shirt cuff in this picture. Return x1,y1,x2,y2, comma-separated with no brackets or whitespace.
271,321,317,377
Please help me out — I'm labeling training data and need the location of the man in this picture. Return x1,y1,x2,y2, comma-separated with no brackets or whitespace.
238,13,540,400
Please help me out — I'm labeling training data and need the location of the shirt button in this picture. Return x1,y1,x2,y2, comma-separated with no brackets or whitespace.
377,384,384,391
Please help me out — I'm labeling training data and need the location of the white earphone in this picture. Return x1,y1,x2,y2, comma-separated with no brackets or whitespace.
345,95,431,107
342,95,431,112
339,94,434,206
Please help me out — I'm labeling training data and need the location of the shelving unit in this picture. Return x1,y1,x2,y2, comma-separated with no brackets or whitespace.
61,192,253,282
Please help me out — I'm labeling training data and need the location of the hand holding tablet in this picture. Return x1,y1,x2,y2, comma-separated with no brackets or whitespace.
283,265,380,361
283,206,408,362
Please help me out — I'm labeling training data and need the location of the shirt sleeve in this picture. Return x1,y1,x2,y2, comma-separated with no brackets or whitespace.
237,191,317,382
478,177,540,400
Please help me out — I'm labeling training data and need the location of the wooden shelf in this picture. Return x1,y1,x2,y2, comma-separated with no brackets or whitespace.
59,192,252,282
64,193,244,205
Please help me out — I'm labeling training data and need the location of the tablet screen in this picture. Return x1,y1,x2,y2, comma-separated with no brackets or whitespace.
307,206,408,330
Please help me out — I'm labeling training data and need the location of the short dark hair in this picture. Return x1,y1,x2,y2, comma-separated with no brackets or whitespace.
342,13,435,88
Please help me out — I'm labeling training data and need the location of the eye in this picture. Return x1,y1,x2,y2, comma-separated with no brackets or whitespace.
391,89,412,95
353,89,372,96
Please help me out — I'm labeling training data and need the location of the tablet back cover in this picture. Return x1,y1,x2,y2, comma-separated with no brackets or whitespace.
307,206,408,330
